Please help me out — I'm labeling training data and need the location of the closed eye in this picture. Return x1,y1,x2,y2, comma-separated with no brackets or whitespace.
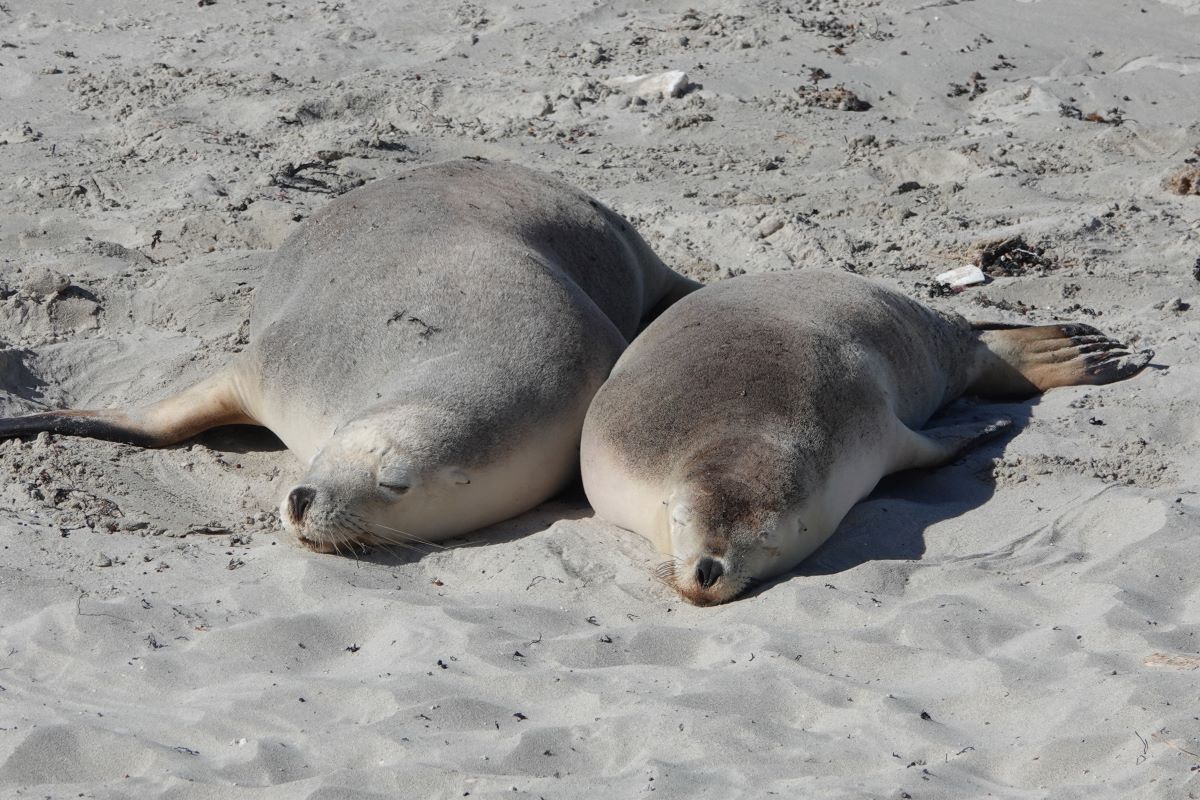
378,463,413,494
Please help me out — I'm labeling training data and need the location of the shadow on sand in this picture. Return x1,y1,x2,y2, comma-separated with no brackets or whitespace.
196,424,289,453
356,479,594,567
0,348,50,404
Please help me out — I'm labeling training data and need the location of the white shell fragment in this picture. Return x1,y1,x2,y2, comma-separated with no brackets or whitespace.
934,265,987,289
606,70,691,99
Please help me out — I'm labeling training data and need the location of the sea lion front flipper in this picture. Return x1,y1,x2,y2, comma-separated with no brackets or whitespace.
968,322,1154,398
894,416,1014,472
0,369,257,448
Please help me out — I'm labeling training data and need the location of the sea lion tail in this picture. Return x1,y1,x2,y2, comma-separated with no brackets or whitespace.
0,369,256,447
966,321,1153,399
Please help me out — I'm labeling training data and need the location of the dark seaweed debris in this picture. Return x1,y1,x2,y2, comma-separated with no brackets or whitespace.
795,84,871,111
1167,166,1200,196
974,236,1054,277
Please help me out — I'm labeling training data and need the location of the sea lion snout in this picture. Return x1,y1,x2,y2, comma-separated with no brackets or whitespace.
664,495,747,604
287,485,316,524
281,484,340,553
695,556,724,588
674,553,739,606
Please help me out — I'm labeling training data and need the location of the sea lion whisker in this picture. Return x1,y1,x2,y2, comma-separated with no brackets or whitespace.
339,514,425,554
364,520,448,550
652,560,679,587
329,534,346,558
359,525,439,553
326,521,363,557
326,513,362,543
363,530,428,554
339,513,423,554
342,533,361,559
376,541,425,557
339,515,373,538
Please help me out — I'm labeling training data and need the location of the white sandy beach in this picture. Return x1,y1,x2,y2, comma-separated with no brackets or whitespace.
2,0,1200,797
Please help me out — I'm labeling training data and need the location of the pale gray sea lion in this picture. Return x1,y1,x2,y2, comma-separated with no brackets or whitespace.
0,159,699,553
581,270,1152,605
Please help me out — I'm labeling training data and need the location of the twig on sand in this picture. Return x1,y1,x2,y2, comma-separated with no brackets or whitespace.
75,592,132,623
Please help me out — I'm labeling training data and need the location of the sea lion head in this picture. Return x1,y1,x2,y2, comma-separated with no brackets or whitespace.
279,407,472,554
659,436,806,605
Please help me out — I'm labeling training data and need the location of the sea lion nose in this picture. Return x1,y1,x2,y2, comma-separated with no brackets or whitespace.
287,486,316,523
695,556,724,588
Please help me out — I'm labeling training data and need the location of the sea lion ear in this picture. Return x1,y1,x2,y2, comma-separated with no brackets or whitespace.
447,467,471,485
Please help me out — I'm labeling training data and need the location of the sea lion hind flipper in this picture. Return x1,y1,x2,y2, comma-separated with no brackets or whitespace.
895,416,1014,472
967,322,1153,398
0,369,257,448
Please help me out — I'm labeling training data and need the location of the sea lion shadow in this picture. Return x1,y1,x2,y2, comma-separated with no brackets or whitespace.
195,424,288,453
359,482,593,567
0,348,50,404
756,397,1039,591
